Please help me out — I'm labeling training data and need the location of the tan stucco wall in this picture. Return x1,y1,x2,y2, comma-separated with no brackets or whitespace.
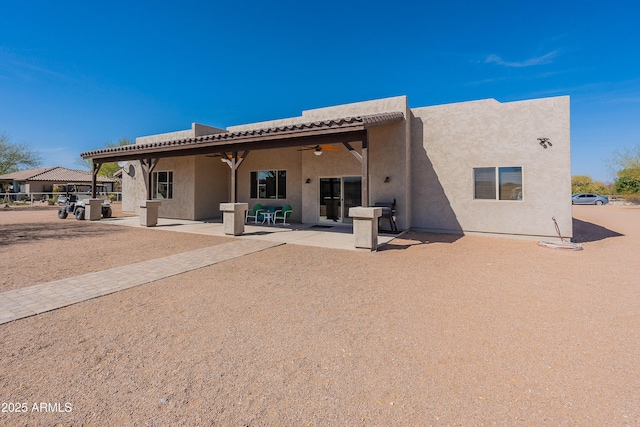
300,144,363,224
122,162,146,213
289,96,411,228
25,182,46,193
194,156,229,220
237,147,303,223
150,157,195,220
410,96,572,239
136,123,225,145
120,95,571,238
230,96,411,227
228,96,408,130
122,157,196,219
122,155,229,220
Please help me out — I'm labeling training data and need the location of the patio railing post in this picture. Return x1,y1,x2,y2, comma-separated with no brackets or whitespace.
220,202,248,236
349,206,382,251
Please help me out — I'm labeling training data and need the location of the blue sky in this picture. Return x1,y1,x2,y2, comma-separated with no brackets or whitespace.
1,0,639,182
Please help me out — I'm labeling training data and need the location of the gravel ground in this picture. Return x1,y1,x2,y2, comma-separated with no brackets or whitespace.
0,203,232,293
0,204,639,426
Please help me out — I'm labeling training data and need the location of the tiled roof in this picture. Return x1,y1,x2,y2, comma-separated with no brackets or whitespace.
0,167,53,181
82,111,405,159
0,166,115,183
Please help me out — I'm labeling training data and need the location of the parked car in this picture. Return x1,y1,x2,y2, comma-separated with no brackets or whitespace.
571,193,609,205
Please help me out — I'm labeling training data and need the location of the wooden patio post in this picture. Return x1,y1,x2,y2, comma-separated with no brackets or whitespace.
221,151,249,203
139,158,159,200
361,133,369,207
91,161,102,198
231,151,238,203
342,135,369,207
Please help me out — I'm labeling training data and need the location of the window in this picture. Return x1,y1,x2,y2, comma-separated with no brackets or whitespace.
498,167,522,200
152,171,173,199
474,167,496,200
250,170,286,199
473,167,522,201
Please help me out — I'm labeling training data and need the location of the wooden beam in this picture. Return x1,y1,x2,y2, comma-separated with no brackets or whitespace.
236,150,249,167
343,142,363,163
362,134,369,207
91,161,102,198
342,140,369,207
140,158,159,200
220,151,249,203
231,151,238,202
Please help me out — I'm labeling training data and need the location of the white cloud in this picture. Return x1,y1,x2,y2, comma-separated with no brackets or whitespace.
485,50,559,67
0,49,72,81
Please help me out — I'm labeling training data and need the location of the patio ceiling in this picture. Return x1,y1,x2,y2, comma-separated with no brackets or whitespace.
80,112,405,162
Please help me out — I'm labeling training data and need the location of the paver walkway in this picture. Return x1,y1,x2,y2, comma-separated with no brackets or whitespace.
0,239,282,325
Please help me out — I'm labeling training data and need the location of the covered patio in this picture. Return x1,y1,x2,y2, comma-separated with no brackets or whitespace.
98,215,401,251
81,111,405,250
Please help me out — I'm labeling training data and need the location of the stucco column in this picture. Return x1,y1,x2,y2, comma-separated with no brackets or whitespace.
84,198,103,221
220,202,248,236
349,206,382,251
140,200,162,227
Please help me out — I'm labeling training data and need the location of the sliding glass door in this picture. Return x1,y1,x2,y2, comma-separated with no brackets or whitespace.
319,176,361,224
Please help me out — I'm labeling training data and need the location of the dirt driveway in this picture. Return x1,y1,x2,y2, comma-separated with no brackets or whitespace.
0,204,639,425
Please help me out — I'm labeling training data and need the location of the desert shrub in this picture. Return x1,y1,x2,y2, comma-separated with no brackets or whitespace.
625,195,640,205
614,168,640,194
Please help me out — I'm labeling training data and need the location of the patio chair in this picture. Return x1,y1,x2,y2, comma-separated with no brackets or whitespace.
274,204,292,226
245,203,263,224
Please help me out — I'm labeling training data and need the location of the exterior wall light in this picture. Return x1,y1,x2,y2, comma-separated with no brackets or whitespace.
305,178,311,184
384,176,391,183
538,137,552,149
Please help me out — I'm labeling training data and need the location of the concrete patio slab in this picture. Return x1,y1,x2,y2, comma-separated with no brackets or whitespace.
99,216,400,250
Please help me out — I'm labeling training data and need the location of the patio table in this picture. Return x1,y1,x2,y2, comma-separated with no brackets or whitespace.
261,211,275,225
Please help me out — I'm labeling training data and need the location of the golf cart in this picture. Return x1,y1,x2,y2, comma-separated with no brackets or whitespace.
57,183,112,220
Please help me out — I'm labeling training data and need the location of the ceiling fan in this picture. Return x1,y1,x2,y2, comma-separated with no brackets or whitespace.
298,145,341,156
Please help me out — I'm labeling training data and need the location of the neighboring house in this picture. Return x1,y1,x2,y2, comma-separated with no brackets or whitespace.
0,166,116,195
81,95,572,240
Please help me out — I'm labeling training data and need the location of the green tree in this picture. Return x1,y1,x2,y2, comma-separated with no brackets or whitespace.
608,144,640,194
0,132,42,175
77,137,133,177
614,168,640,194
571,175,609,195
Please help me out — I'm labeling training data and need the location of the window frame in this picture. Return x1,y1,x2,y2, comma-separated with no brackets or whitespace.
473,166,523,201
250,170,287,200
152,170,173,200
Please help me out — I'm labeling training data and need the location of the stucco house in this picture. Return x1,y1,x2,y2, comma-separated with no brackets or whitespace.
81,95,572,240
0,166,115,195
